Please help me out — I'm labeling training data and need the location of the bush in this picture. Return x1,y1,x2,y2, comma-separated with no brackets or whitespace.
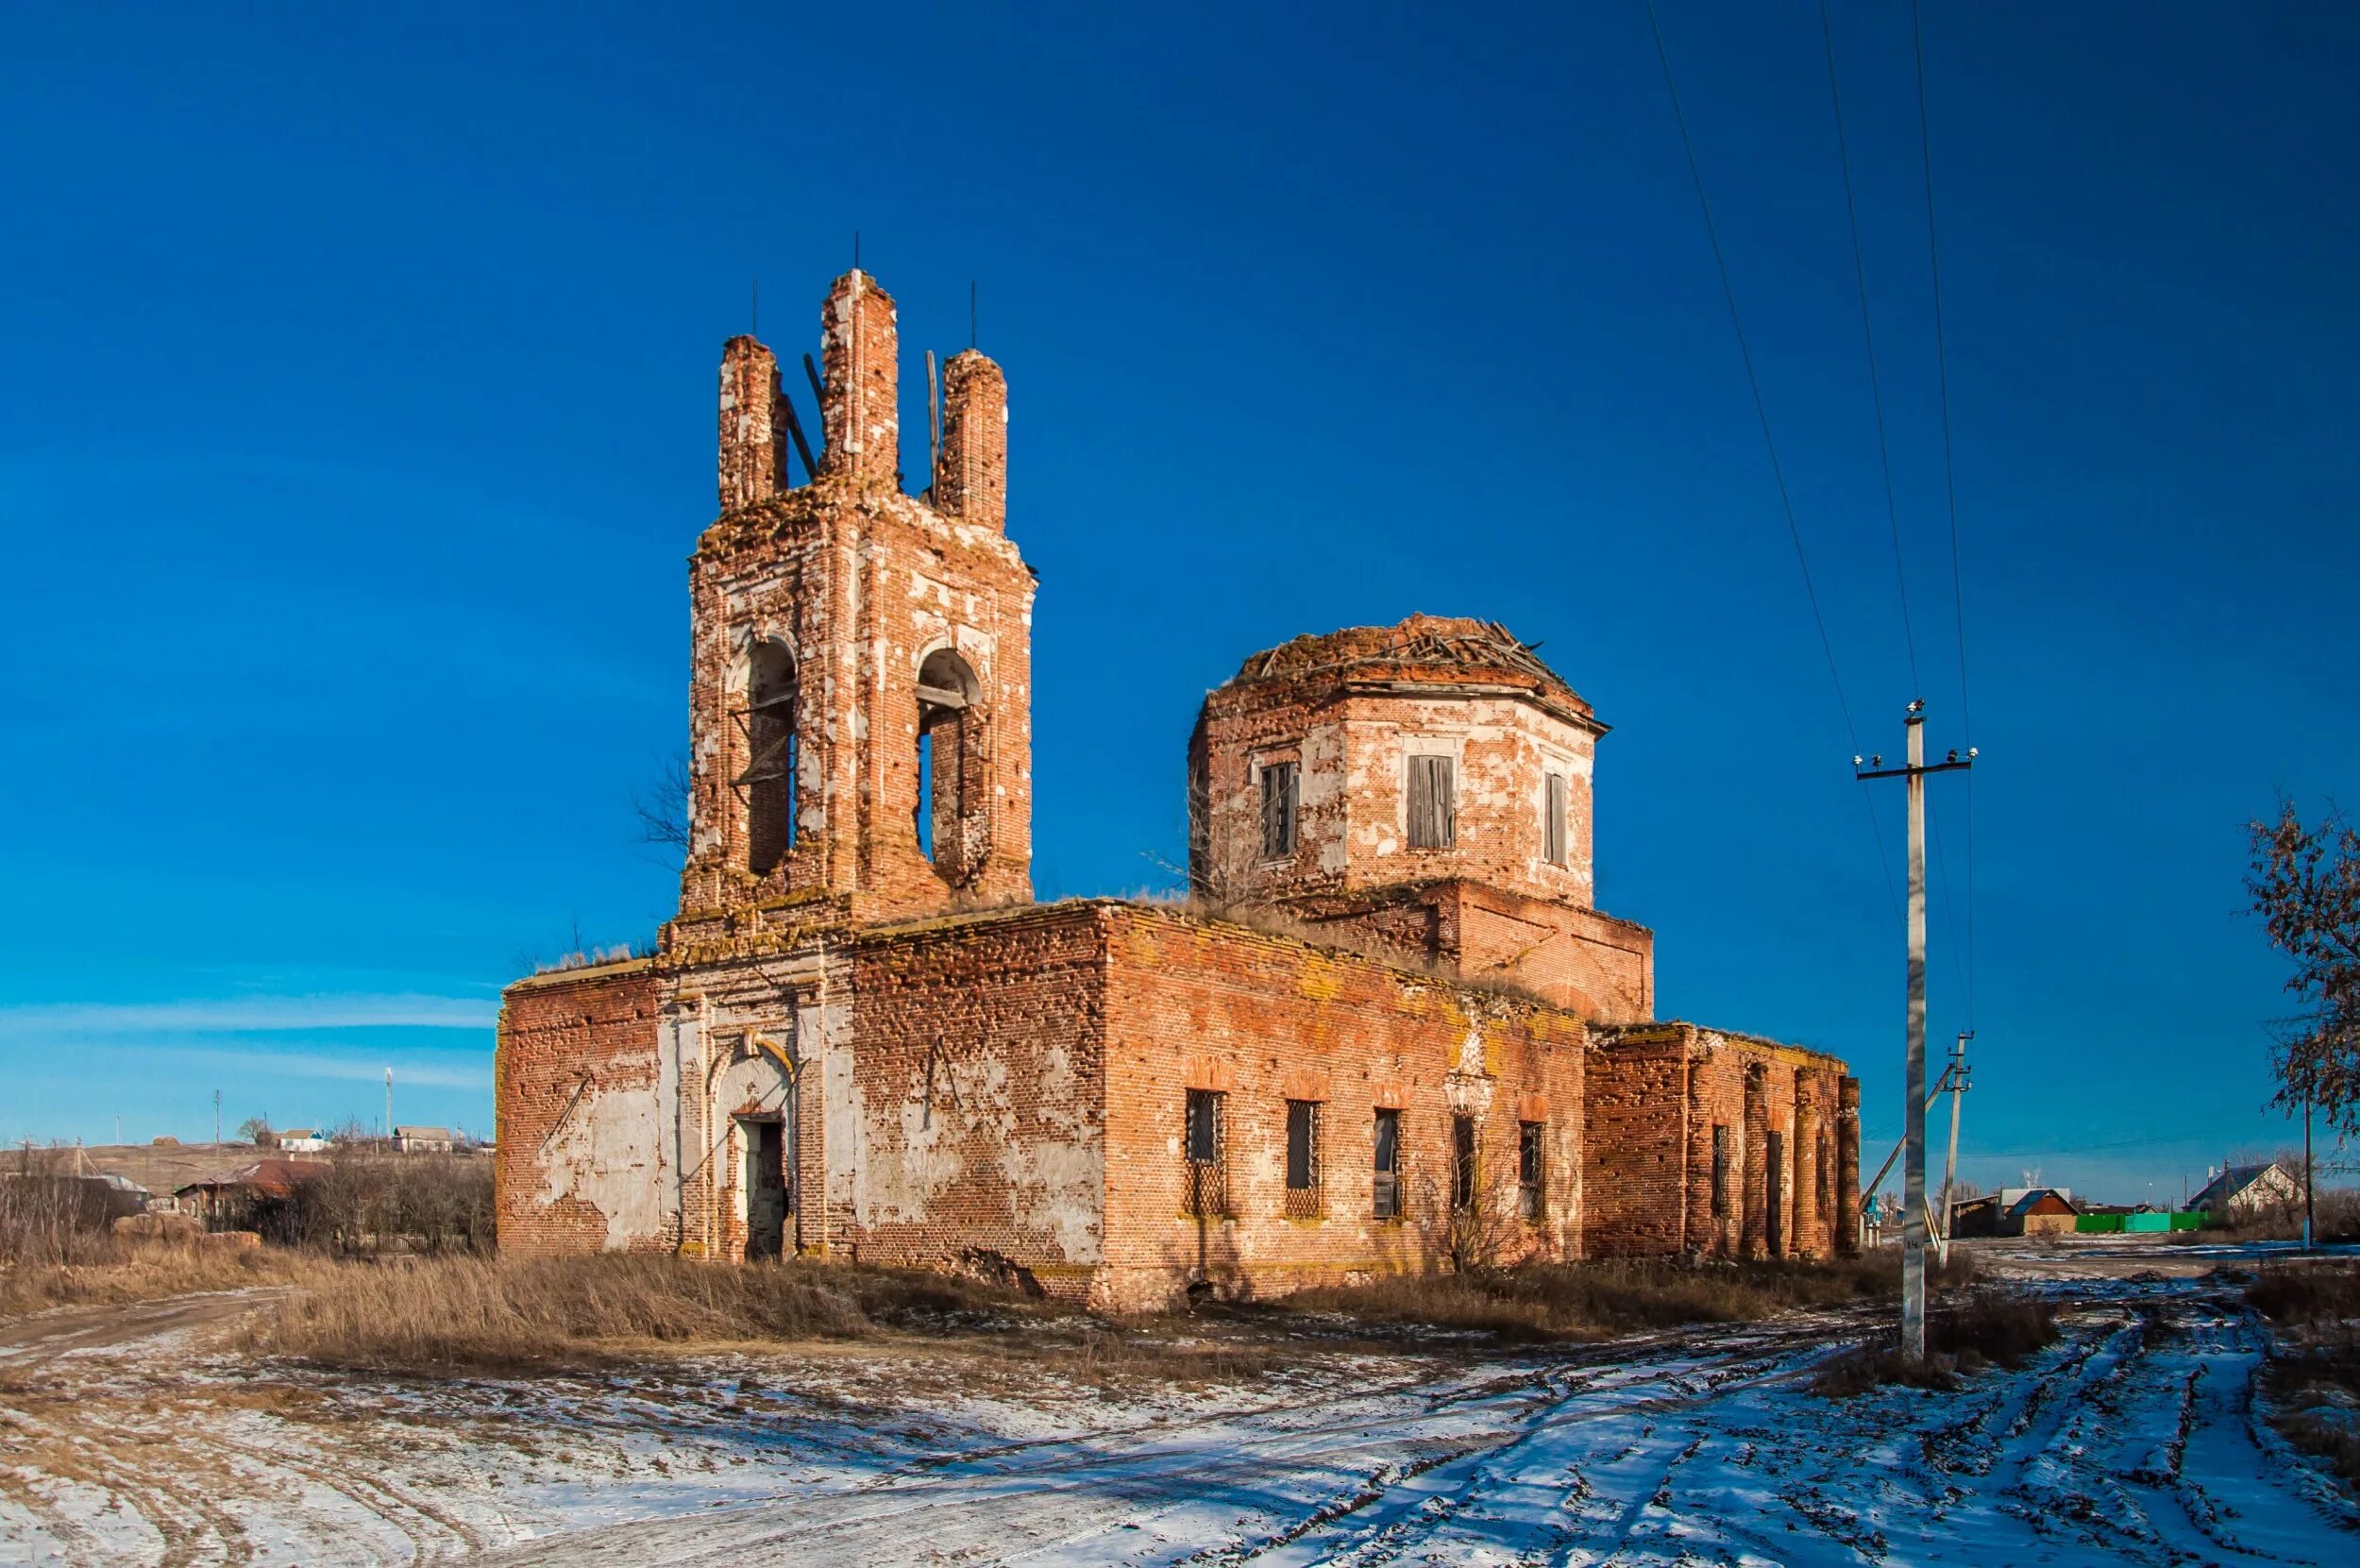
0,1173,124,1269
2248,1262,2360,1325
275,1155,496,1255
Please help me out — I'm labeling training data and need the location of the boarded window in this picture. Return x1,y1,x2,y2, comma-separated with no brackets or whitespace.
1451,1115,1477,1212
1711,1123,1731,1218
1284,1099,1321,1219
1407,755,1456,849
1185,1089,1225,1217
1261,761,1299,859
1544,772,1568,866
1517,1121,1545,1222
1373,1108,1403,1221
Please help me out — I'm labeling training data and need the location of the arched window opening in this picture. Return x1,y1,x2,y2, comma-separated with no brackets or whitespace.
741,640,798,875
915,648,982,884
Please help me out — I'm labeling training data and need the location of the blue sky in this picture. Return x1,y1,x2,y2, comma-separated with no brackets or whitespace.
2,3,2352,1198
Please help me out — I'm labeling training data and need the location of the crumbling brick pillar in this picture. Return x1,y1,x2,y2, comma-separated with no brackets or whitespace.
935,348,1007,529
1740,1061,1768,1258
1836,1075,1862,1256
1682,1044,1715,1256
1795,1077,1821,1259
820,270,899,488
718,335,781,511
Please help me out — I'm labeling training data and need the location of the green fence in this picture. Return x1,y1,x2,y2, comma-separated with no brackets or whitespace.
2072,1211,2205,1234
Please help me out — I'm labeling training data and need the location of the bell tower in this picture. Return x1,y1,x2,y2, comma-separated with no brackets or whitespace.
667,270,1035,955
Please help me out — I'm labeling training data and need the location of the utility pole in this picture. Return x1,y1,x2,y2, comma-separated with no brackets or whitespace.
385,1067,395,1143
2303,1085,2315,1252
1856,700,1975,1362
1941,1030,1971,1230
213,1088,222,1149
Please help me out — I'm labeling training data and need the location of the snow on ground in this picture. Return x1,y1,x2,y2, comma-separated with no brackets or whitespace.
1,1256,2352,1566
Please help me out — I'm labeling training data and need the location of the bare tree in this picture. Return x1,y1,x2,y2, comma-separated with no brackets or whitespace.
2246,799,2360,1137
630,750,692,858
237,1115,275,1147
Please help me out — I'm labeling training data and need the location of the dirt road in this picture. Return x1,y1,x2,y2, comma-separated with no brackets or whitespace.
0,1269,2351,1566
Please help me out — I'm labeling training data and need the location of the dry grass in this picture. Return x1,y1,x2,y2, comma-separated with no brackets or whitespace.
243,1254,1915,1383
3,1171,327,1318
2247,1259,2360,1326
1283,1254,1912,1343
1811,1285,2057,1398
239,1253,1292,1385
2248,1261,2360,1492
0,1239,328,1319
246,1255,949,1371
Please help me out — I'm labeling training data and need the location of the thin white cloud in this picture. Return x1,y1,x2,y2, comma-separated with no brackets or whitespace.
112,1045,490,1090
0,993,497,1038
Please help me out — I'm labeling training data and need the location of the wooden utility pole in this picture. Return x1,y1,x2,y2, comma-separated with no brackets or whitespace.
2303,1087,2315,1252
1856,700,1974,1361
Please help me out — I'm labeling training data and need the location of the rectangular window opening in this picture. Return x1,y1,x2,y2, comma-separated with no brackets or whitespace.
1711,1123,1731,1220
1373,1107,1403,1221
1284,1099,1322,1219
1451,1114,1477,1212
1407,754,1456,850
1185,1089,1226,1217
1261,761,1299,859
1544,772,1568,867
1517,1121,1545,1222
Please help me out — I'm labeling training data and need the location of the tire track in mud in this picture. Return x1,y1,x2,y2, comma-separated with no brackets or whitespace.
2,1391,261,1568
201,1429,486,1560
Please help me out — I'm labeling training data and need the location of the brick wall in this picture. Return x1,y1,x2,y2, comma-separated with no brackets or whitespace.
1584,1022,1857,1259
831,909,1109,1289
1095,902,1587,1310
1190,618,1606,913
496,962,666,1256
672,269,1034,950
1582,1028,1689,1256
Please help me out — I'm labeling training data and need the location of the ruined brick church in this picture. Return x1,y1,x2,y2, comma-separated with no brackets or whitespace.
497,269,1861,1307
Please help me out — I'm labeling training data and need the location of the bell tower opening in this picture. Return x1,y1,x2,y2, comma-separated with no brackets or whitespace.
916,648,983,886
742,638,798,876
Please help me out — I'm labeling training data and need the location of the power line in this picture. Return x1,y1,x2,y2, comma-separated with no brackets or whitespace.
1644,0,1860,751
1648,2,1903,922
1645,0,1899,922
1913,0,1976,1029
1818,0,1919,699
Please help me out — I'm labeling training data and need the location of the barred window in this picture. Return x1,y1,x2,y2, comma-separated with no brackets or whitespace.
1184,1089,1225,1218
1408,755,1456,850
1261,761,1299,859
1517,1121,1545,1222
1284,1099,1321,1219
